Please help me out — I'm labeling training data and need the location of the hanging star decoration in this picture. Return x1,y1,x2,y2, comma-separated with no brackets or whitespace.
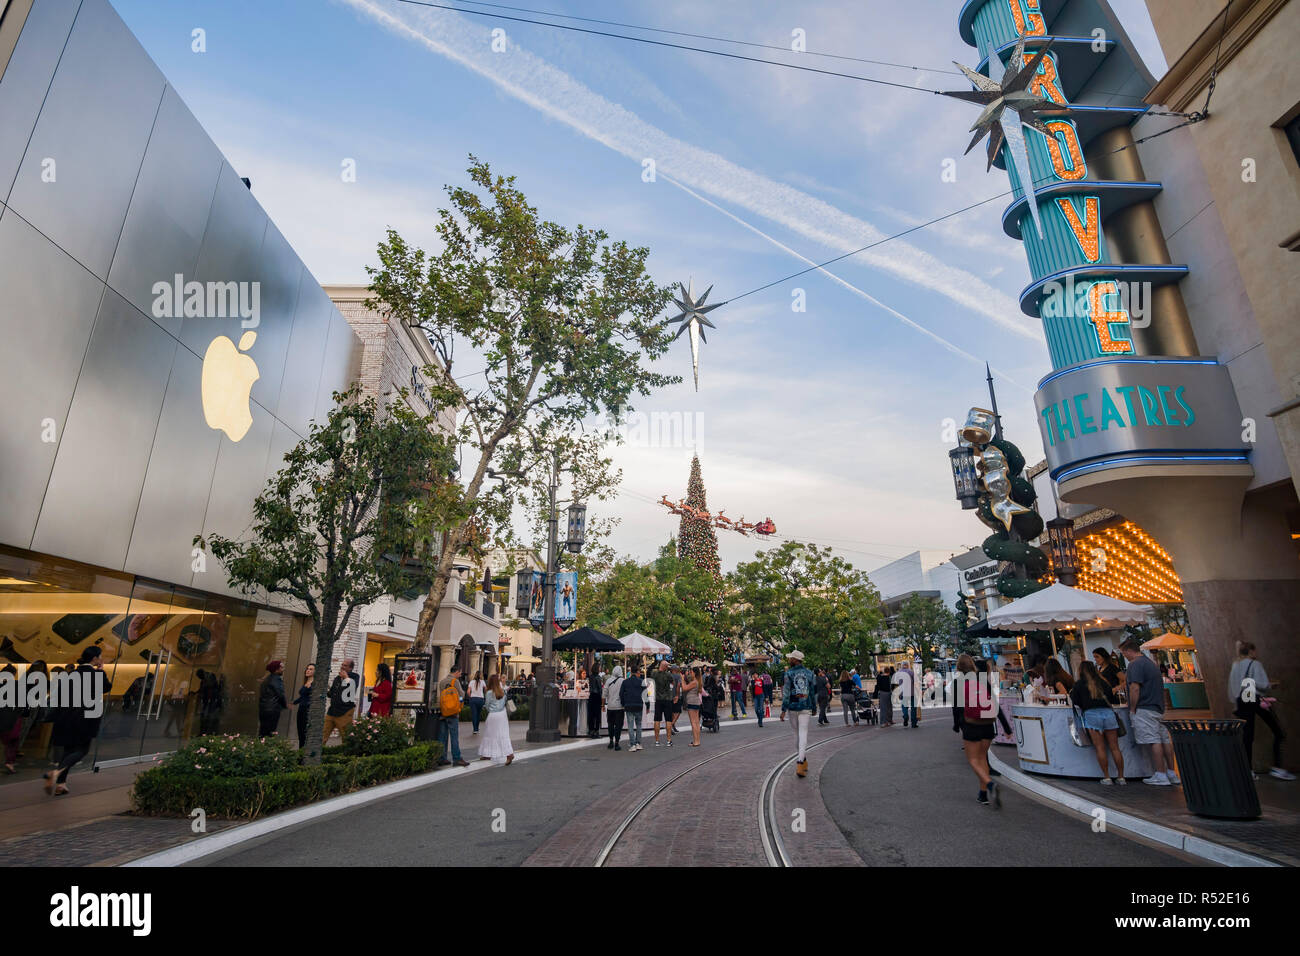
941,37,1070,240
664,279,722,391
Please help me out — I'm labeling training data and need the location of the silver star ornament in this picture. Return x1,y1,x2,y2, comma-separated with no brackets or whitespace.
942,37,1071,239
664,279,722,391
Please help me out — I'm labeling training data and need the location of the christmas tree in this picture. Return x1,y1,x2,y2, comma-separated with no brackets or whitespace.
678,455,721,576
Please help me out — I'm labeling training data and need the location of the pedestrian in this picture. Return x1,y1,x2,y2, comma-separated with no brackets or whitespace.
1072,660,1125,785
1118,637,1179,786
1093,648,1123,690
894,664,918,728
44,646,107,796
0,664,21,774
467,670,486,733
476,673,515,766
729,669,744,719
16,660,53,764
368,662,394,718
876,668,894,726
780,651,815,777
651,660,676,747
258,660,287,738
322,659,359,747
682,666,703,747
293,663,314,749
436,665,471,767
814,668,831,725
952,654,999,808
587,665,603,738
603,665,626,750
751,669,767,727
838,670,859,726
670,665,685,734
621,665,645,751
761,671,773,715
1229,642,1295,780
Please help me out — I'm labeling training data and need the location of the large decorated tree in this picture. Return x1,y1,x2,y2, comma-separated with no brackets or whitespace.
677,455,721,577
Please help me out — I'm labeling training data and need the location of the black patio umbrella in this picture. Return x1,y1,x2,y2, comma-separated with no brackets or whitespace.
551,626,622,653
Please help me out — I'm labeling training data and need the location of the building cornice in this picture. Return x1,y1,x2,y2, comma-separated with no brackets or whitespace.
1146,0,1289,111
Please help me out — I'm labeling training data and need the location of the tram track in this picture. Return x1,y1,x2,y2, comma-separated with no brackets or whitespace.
595,726,858,867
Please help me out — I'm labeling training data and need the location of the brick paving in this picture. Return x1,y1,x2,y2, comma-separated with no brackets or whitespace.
772,729,871,866
0,814,234,867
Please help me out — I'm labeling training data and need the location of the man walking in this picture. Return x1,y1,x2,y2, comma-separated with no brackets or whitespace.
436,665,471,768
751,669,767,727
780,650,816,777
729,669,746,719
894,663,919,728
1119,637,1180,786
651,661,676,747
322,659,359,746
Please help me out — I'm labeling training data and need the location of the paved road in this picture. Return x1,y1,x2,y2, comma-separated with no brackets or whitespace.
197,710,1191,867
819,716,1189,866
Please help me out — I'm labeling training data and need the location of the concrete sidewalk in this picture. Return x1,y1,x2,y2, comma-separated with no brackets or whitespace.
989,749,1300,866
0,717,574,867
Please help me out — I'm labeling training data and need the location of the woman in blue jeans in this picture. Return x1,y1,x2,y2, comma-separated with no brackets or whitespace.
467,672,487,734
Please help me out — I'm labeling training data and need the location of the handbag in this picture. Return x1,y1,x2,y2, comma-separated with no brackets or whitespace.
1068,705,1091,747
506,698,517,715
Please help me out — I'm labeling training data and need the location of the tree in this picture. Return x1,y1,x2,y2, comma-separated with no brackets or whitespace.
579,541,721,661
365,157,678,654
199,386,455,763
892,594,957,672
725,541,884,674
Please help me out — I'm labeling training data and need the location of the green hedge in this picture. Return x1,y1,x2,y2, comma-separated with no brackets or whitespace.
130,742,443,819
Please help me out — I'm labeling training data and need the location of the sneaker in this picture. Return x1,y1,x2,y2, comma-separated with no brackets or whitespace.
614,744,621,751
666,740,673,747
988,779,1001,808
1270,767,1297,781
977,791,990,806
1116,777,1127,786
1142,772,1171,786
607,741,614,749
796,759,808,778
654,741,661,748
1166,771,1181,785
1100,777,1113,786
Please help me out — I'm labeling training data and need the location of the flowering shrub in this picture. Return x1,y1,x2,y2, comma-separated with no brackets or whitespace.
342,714,412,756
154,734,298,778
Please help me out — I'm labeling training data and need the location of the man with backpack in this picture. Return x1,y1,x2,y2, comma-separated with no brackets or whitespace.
436,665,471,767
780,650,816,778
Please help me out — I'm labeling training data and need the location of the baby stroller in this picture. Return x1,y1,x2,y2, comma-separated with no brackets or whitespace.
701,690,721,733
856,689,878,725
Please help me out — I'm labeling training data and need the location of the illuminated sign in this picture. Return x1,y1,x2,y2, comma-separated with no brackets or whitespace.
1033,358,1249,481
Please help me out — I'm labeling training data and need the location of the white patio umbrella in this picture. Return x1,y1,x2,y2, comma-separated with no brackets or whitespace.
620,632,671,655
986,583,1150,660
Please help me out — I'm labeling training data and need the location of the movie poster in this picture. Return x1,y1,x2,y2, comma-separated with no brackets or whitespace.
554,571,577,624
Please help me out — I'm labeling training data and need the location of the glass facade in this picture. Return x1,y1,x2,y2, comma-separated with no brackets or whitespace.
0,544,310,783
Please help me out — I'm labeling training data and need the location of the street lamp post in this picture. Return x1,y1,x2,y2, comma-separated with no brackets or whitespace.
526,450,586,743
1045,517,1079,586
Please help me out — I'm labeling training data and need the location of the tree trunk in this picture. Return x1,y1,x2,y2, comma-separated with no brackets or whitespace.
413,529,463,654
302,609,339,766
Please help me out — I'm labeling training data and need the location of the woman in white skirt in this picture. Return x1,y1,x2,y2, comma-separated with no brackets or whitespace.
477,674,514,766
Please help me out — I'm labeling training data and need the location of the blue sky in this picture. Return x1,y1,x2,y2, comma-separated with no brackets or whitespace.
111,0,1168,573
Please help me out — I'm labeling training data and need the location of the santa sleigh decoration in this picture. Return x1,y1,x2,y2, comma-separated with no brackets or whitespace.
658,496,776,537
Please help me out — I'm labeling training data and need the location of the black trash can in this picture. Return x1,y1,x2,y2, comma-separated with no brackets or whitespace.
1163,718,1260,819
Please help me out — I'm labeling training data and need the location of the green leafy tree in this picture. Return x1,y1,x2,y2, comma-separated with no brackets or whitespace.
892,594,957,672
365,157,678,653
579,540,722,661
725,541,884,674
198,386,455,763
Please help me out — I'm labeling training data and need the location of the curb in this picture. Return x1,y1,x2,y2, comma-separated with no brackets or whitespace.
987,751,1280,867
123,715,768,867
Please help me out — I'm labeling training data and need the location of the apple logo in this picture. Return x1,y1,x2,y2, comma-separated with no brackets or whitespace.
201,330,260,441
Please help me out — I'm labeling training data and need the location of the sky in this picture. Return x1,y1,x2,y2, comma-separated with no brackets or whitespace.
111,0,1169,575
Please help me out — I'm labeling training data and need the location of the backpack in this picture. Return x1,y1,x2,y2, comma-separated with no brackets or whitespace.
439,680,461,717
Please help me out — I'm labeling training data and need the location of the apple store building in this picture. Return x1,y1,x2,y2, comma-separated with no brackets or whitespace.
0,0,360,778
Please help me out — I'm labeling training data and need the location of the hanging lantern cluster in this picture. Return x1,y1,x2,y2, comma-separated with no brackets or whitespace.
949,406,1049,600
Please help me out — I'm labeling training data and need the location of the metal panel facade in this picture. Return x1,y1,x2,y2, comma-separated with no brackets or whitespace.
0,0,360,598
